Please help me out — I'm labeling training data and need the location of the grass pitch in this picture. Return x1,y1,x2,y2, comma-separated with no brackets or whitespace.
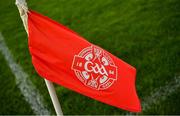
0,0,180,114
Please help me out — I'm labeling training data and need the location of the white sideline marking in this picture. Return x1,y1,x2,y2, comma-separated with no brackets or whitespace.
0,32,50,115
127,75,180,114
141,75,180,112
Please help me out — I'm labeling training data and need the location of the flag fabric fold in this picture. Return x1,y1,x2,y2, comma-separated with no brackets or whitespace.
28,10,141,112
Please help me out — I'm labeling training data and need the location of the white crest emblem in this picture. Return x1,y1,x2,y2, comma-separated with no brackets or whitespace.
71,46,117,90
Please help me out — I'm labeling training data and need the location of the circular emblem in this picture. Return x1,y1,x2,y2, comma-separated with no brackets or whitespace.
71,45,117,90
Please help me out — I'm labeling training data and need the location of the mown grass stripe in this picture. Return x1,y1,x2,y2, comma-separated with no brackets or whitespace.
0,32,50,115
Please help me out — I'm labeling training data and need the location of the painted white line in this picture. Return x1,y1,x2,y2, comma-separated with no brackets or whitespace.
126,76,180,115
0,32,51,115
141,75,180,112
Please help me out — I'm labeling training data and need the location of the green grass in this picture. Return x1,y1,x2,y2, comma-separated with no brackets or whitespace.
0,0,180,114
0,53,34,114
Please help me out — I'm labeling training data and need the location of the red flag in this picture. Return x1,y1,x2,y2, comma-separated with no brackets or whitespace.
28,10,141,112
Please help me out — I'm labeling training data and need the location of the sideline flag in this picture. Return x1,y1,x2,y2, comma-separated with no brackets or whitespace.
28,10,141,112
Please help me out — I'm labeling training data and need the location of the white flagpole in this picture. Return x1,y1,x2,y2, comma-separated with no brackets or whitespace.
15,0,63,115
45,79,63,115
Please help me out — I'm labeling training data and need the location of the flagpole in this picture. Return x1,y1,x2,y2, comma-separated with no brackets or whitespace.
15,0,63,115
45,79,63,115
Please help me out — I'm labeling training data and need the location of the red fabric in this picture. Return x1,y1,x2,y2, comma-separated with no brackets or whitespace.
28,10,141,112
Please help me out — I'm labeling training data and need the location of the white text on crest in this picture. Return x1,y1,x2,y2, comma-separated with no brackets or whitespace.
84,61,108,76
